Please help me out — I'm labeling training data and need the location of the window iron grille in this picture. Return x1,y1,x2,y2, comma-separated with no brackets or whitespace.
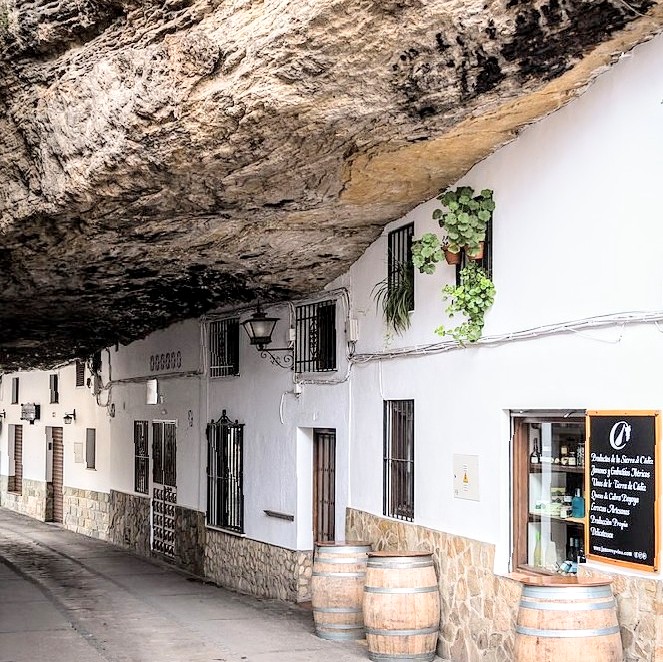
11,377,18,404
383,399,415,521
209,318,240,377
206,410,244,533
152,422,176,487
49,374,59,404
295,300,337,373
134,421,149,494
388,223,415,312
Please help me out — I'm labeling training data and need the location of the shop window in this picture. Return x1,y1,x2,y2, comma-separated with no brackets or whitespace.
206,411,244,533
134,421,149,494
49,374,59,404
86,428,96,470
512,413,586,574
383,399,415,521
75,360,85,387
209,318,240,377
11,377,19,404
295,300,337,373
388,223,415,312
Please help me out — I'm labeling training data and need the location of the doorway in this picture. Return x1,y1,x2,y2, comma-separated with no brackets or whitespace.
51,427,64,523
313,428,336,544
151,421,177,558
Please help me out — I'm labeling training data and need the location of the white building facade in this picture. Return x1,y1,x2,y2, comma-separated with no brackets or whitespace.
2,31,663,662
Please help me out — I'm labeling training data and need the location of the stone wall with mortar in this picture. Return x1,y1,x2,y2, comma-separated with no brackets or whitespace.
63,487,110,540
174,505,206,576
0,476,48,520
346,508,522,662
205,528,313,602
108,489,151,556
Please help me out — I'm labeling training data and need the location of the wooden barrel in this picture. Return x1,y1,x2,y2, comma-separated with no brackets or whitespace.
514,577,622,661
311,541,372,640
363,551,440,662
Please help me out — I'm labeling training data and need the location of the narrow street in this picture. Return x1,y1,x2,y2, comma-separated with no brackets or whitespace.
0,510,368,662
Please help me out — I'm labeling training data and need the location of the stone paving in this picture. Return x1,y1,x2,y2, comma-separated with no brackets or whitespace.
0,509,372,662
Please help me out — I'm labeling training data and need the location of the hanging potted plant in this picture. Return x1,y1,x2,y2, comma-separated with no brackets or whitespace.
433,186,494,261
372,259,414,335
434,261,496,343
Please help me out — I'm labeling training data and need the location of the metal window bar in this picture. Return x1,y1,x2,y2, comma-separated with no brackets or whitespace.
163,423,177,487
134,421,149,494
49,374,59,404
152,422,164,485
295,300,337,373
206,410,244,533
314,429,336,542
388,223,415,311
209,319,240,377
383,400,414,521
11,377,18,404
455,218,493,285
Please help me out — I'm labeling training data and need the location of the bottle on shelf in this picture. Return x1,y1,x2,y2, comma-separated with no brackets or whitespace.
577,543,586,564
530,438,541,465
533,530,542,567
571,488,585,518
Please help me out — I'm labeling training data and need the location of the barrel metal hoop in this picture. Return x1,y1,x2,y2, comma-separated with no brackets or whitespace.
365,626,439,636
313,606,362,614
315,557,368,565
367,652,436,661
316,546,372,554
316,629,365,641
364,585,438,594
313,571,366,578
516,625,620,638
522,585,612,600
519,598,616,612
367,560,434,570
316,623,365,630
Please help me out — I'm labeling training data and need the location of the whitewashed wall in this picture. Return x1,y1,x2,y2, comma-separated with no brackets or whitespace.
347,33,663,577
0,363,111,492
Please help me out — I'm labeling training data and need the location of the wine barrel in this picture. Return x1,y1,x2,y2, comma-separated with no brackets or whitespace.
311,541,372,640
514,578,622,661
363,551,440,662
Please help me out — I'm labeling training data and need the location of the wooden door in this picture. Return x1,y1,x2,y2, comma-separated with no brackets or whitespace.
10,425,23,494
51,427,64,523
313,429,336,543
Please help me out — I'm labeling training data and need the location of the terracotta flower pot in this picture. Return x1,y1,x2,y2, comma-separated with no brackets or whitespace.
466,241,485,260
444,249,462,265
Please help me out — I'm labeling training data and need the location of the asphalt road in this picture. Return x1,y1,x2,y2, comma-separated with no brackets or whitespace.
0,509,369,662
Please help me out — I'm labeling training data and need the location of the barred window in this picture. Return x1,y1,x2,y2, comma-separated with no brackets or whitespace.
383,400,415,521
206,411,244,533
152,422,176,487
49,374,59,404
388,223,415,312
295,300,337,373
11,377,18,404
209,319,240,377
134,421,149,494
75,360,85,387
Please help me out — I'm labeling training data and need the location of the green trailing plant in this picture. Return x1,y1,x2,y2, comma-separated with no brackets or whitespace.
434,186,495,257
411,233,444,274
372,260,414,335
435,261,496,343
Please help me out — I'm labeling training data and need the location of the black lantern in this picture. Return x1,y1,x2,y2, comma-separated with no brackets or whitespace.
241,305,279,350
63,409,76,424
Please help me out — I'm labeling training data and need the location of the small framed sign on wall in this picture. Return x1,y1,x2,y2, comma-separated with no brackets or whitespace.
586,410,660,572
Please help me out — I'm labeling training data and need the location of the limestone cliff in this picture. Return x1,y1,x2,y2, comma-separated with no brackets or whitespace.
0,0,661,368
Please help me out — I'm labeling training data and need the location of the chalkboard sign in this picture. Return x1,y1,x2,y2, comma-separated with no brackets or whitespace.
587,411,659,572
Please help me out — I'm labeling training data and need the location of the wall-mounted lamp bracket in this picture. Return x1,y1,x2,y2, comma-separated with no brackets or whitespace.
63,409,76,424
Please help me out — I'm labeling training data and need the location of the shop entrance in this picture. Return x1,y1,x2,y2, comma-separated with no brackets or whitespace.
151,421,177,558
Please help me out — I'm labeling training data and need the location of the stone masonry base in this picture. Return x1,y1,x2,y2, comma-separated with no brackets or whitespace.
205,528,313,602
0,476,49,520
63,487,110,540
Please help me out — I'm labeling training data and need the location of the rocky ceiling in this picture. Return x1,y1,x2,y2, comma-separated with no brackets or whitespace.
0,0,662,370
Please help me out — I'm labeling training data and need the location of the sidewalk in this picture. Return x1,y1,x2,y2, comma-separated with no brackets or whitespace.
0,509,370,662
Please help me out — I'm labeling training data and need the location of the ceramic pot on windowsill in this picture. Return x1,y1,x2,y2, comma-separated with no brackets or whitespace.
466,241,485,261
443,247,462,265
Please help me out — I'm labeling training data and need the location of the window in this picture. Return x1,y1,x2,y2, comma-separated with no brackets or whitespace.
11,377,19,404
455,218,493,285
295,300,337,373
49,374,59,404
388,223,415,312
512,413,586,573
152,422,176,487
134,421,149,494
206,411,244,533
85,428,96,470
75,360,85,387
383,400,414,521
209,318,240,377
146,379,158,405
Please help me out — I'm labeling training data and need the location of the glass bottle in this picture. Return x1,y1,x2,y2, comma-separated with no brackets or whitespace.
530,438,541,465
533,530,542,567
571,488,585,518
